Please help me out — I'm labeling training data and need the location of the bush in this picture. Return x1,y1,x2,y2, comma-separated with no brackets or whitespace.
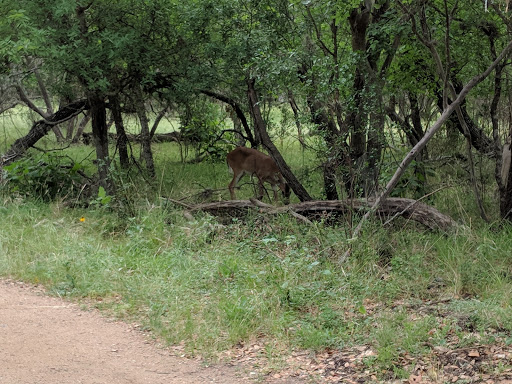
1,153,85,201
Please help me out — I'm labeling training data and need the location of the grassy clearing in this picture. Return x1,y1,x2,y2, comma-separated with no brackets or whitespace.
1,124,512,379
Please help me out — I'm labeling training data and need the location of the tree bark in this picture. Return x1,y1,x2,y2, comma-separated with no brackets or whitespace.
406,1,495,157
200,89,256,147
386,93,428,197
15,83,64,142
226,105,245,146
149,107,168,139
485,22,512,220
287,90,305,147
501,149,512,220
347,4,372,196
366,82,384,196
302,87,343,200
435,91,495,156
34,68,54,115
190,198,457,232
246,79,264,148
71,112,91,144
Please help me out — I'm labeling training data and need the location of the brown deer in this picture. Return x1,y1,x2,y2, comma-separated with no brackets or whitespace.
227,147,290,203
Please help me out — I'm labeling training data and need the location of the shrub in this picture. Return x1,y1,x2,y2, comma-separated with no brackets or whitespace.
2,153,85,201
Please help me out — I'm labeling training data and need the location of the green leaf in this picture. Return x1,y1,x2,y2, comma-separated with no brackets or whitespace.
98,186,106,199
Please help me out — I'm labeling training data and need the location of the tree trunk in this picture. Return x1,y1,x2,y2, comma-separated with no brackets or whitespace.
110,96,130,169
15,83,65,143
34,68,65,142
64,116,77,141
247,78,263,148
71,112,91,144
305,96,342,200
190,198,457,233
134,86,155,177
225,105,245,146
351,39,512,239
287,90,305,147
387,93,428,197
501,148,512,220
322,160,339,200
247,78,312,202
435,91,495,156
365,84,384,196
347,5,372,197
485,23,512,220
149,107,168,140
200,89,256,147
89,93,111,192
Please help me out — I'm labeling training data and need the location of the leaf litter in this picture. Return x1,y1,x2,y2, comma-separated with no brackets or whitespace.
222,298,512,383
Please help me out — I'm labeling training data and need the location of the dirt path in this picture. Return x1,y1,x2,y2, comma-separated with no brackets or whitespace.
0,280,303,384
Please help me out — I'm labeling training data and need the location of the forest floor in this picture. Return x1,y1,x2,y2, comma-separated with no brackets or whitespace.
1,279,512,384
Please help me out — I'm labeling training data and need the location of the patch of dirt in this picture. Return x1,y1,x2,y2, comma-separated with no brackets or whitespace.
0,280,304,384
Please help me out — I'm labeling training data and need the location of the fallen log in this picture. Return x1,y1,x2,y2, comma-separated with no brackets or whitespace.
189,197,457,232
81,131,192,144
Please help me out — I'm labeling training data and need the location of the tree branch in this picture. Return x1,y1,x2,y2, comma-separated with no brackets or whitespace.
149,106,168,139
15,84,49,118
1,99,89,166
200,89,256,147
34,68,54,115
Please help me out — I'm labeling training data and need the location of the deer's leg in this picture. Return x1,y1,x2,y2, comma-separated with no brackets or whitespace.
256,178,265,201
271,184,279,201
278,175,290,204
229,171,244,199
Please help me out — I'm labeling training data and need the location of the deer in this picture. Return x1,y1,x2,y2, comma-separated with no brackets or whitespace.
226,146,290,204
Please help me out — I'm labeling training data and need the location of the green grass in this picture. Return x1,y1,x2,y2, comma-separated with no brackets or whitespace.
2,193,512,368
2,115,512,379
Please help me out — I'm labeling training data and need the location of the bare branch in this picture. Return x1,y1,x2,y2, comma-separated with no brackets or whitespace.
15,84,49,118
0,102,18,115
34,68,54,115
